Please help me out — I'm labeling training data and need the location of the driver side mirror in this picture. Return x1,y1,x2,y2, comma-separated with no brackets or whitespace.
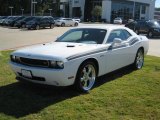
111,38,122,47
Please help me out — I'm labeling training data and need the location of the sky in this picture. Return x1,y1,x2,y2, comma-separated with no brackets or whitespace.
155,0,160,8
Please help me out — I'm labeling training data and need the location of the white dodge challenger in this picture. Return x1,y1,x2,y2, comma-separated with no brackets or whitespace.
10,26,149,92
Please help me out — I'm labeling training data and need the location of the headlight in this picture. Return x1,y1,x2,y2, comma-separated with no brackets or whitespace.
57,61,64,68
49,60,64,69
154,28,159,32
10,55,16,61
10,55,20,62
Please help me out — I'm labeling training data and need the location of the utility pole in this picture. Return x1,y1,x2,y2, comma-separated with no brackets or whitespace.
133,0,135,19
49,9,53,16
31,0,33,16
33,0,37,16
9,6,14,16
21,9,24,16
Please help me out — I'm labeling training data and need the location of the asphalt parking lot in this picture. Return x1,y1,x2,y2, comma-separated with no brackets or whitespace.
0,23,160,57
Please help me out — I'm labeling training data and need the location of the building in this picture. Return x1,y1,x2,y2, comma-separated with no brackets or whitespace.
154,10,160,20
67,0,155,22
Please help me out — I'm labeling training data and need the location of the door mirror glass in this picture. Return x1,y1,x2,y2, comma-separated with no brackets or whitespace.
111,38,122,46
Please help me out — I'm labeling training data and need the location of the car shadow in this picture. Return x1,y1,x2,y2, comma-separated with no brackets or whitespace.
19,27,53,31
0,66,134,118
95,66,134,88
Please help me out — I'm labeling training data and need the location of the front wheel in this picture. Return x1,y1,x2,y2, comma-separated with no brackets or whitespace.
35,25,40,30
50,24,54,29
22,24,25,28
61,23,65,27
74,22,78,26
132,49,144,70
74,61,97,92
148,31,153,38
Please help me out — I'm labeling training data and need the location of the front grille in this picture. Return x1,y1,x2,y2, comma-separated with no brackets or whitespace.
17,57,49,68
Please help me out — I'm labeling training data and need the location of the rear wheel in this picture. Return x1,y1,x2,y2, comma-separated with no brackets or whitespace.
35,25,40,30
61,23,65,27
74,61,97,92
132,49,144,70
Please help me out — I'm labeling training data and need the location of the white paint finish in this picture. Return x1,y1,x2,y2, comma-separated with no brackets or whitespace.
10,26,149,86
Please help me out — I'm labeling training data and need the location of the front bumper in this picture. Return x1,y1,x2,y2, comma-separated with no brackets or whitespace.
153,30,160,36
10,62,75,86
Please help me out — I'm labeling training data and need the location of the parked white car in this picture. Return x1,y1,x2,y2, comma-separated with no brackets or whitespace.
55,18,79,27
10,26,149,92
73,17,81,23
114,17,123,24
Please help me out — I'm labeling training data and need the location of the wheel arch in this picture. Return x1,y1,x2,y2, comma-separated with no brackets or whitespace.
138,46,144,53
78,58,99,76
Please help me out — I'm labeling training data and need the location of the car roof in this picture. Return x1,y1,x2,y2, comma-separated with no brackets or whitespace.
72,25,127,31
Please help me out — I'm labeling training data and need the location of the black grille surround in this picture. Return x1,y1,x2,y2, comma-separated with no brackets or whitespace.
11,56,50,68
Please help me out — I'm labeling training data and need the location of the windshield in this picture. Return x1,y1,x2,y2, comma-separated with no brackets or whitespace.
32,17,41,21
148,21,160,27
56,28,107,44
115,18,121,20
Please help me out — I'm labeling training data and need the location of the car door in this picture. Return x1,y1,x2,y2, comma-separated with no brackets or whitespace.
138,22,144,33
143,22,149,33
40,18,45,27
67,19,74,26
139,21,148,33
64,19,69,26
104,29,135,73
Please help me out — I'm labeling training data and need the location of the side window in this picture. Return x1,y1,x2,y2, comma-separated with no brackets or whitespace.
107,29,131,43
122,30,131,40
107,29,125,43
41,18,47,22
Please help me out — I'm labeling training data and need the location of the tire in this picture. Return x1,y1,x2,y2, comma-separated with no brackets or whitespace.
35,25,40,30
74,22,78,27
50,24,54,29
22,24,25,28
148,31,153,38
132,48,144,70
61,23,65,27
74,61,97,92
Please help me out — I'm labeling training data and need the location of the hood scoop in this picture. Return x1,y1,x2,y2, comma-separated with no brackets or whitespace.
66,44,75,47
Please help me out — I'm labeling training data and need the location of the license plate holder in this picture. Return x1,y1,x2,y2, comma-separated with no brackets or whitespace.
21,69,32,79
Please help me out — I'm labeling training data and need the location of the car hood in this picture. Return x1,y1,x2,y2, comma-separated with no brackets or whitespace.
12,42,108,61
152,26,160,29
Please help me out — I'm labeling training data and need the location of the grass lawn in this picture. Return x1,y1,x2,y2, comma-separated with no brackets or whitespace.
0,51,160,120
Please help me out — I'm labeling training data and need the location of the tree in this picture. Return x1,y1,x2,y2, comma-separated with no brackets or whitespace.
91,6,102,22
